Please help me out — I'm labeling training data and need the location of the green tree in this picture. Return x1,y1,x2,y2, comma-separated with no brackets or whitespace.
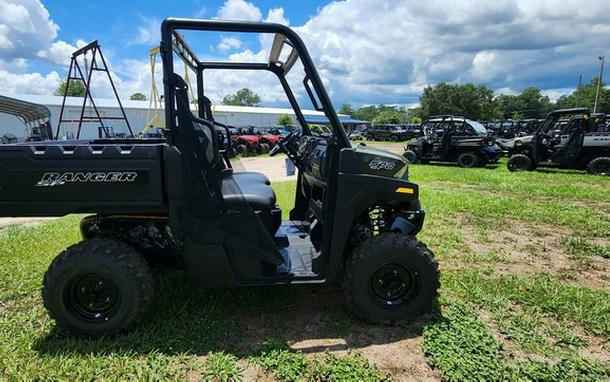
419,82,500,120
276,114,293,127
496,87,551,119
555,77,609,113
54,79,86,97
352,105,378,122
496,94,524,119
338,104,354,115
406,107,424,123
130,92,147,101
512,112,525,120
519,87,551,118
372,109,401,124
222,88,261,106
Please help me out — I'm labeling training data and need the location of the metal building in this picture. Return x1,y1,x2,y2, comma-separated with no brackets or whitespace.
0,94,345,140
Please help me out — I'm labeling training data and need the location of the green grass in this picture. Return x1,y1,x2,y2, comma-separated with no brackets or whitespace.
0,159,609,380
202,351,243,381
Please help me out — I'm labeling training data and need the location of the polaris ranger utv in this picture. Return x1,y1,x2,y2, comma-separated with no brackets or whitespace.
0,18,438,336
506,108,610,175
403,115,502,167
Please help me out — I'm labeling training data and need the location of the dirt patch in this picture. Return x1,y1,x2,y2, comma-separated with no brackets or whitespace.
445,220,610,291
230,285,439,381
0,217,56,229
237,155,297,182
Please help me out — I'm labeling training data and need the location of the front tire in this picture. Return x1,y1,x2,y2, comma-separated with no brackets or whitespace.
342,233,439,324
402,149,418,164
457,152,479,168
43,239,153,337
507,153,533,172
586,157,610,176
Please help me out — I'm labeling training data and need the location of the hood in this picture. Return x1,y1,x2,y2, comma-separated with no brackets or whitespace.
352,143,409,178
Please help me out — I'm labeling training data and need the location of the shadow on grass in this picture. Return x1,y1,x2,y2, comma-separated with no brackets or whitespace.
33,271,439,358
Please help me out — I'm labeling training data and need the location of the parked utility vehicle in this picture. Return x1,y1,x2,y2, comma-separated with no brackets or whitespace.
0,19,439,336
403,115,502,167
507,109,610,175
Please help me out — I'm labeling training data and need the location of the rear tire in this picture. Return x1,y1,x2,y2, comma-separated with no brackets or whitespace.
586,157,610,176
457,152,479,168
260,143,271,154
507,153,533,172
402,149,418,164
390,135,399,142
236,144,248,156
342,233,439,324
42,239,153,337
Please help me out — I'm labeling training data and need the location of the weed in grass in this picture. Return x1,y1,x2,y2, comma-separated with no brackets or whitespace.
202,351,243,382
254,348,309,382
308,351,391,382
442,270,610,337
423,302,512,381
547,325,588,349
514,356,609,382
464,248,507,264
423,303,609,381
492,306,554,355
562,237,610,261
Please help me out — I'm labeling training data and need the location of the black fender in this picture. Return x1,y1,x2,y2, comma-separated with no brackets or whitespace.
324,172,422,282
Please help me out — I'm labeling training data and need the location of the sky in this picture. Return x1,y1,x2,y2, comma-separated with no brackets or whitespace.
0,0,609,109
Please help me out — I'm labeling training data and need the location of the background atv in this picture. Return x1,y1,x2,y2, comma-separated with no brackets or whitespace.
507,109,610,175
403,115,502,167
231,127,261,156
0,18,439,337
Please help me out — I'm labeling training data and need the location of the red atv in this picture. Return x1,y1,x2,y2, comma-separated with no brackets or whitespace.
259,133,279,152
231,131,260,156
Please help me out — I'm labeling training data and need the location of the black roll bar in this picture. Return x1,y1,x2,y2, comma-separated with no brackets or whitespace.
160,18,349,148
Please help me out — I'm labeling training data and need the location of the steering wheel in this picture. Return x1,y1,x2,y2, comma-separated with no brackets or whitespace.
269,129,302,157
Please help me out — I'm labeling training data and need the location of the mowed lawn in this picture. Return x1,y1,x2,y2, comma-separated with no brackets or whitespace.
1,160,609,381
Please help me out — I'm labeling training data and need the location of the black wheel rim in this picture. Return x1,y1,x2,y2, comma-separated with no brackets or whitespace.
64,274,120,322
370,264,416,307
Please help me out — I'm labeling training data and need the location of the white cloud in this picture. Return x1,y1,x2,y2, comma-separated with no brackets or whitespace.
36,40,86,66
217,0,262,21
130,16,160,46
286,0,610,104
0,0,59,60
0,69,61,94
217,36,242,52
265,7,288,25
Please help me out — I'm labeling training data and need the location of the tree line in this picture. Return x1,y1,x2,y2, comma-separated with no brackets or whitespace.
339,77,609,124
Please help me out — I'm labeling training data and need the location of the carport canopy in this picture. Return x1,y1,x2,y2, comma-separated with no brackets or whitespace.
0,95,51,125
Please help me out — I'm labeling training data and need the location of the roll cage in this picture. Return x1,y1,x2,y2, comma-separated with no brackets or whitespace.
159,18,350,148
422,115,486,137
535,108,589,134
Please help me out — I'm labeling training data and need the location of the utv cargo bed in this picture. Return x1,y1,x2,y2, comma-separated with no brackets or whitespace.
0,139,169,217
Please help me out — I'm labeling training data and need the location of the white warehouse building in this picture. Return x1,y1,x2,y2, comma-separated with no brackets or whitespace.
0,94,358,140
